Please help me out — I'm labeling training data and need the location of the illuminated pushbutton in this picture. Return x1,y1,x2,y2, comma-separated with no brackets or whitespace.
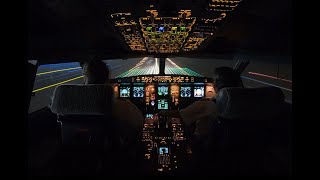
159,26,165,32
172,27,177,32
146,27,152,32
145,153,151,159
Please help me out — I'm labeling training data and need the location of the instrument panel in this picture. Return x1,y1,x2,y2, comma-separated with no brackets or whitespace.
113,75,215,113
112,75,215,175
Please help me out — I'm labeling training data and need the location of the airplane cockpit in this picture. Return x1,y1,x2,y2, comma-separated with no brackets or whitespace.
112,68,215,175
27,0,292,177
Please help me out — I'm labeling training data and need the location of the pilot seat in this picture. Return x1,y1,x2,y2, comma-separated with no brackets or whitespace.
205,86,292,176
50,84,114,176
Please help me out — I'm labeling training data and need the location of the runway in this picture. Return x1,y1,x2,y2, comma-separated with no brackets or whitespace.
29,57,292,113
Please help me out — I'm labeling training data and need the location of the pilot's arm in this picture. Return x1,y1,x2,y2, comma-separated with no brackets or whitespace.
179,99,218,127
158,99,218,126
112,98,144,141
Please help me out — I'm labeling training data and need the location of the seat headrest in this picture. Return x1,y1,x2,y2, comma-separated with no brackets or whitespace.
51,84,114,115
216,86,285,120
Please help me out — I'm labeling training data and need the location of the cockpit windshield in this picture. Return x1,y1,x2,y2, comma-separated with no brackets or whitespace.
29,56,291,114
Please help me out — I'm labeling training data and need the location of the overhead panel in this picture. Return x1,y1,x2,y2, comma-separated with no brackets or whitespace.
139,15,196,54
182,0,242,52
110,12,147,52
107,0,242,54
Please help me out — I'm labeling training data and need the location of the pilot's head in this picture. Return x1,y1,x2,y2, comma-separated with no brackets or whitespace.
213,67,243,93
80,60,109,84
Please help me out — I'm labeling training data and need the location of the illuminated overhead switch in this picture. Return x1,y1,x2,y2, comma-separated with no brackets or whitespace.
146,26,152,32
172,27,177,31
159,26,165,32
180,26,186,31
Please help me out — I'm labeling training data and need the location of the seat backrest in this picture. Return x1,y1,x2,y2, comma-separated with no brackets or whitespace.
51,84,114,145
50,84,115,175
216,86,285,120
215,86,291,146
209,86,291,175
51,84,114,116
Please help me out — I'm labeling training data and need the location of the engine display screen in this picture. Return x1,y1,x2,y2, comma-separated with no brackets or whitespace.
159,147,169,154
158,99,168,110
133,87,144,97
120,87,130,97
180,87,191,97
158,86,168,96
194,87,204,97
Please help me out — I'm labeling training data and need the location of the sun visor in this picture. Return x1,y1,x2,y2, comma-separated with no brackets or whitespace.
28,60,38,66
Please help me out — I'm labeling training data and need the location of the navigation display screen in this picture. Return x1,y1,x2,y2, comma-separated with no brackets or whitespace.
158,86,168,96
180,87,191,97
133,87,144,97
159,147,169,154
158,99,168,110
194,87,204,97
120,87,130,97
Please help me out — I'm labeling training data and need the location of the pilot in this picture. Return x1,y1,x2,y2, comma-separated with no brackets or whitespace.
158,67,243,144
80,60,144,146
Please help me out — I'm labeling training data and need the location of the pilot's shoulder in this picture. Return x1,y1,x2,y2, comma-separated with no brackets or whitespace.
113,98,143,118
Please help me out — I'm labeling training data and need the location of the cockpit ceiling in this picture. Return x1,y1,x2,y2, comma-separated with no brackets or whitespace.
28,0,291,61
107,0,242,54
